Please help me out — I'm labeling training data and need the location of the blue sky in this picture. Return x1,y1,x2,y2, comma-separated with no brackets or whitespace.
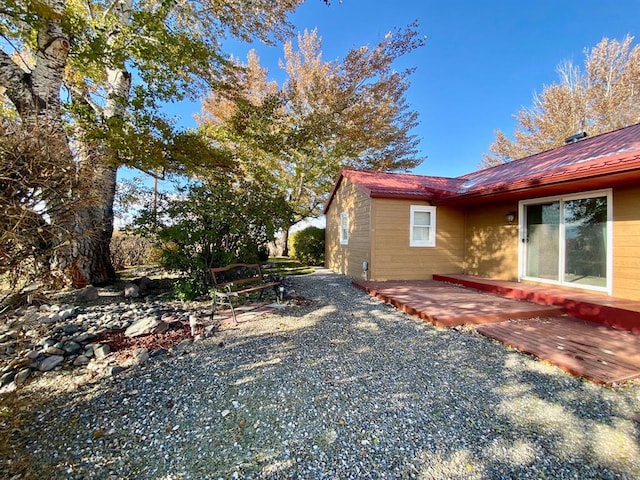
166,0,640,179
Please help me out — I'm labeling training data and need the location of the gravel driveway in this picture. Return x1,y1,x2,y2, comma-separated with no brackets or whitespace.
9,269,640,479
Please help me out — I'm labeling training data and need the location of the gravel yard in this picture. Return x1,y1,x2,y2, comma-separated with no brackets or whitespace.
4,269,640,479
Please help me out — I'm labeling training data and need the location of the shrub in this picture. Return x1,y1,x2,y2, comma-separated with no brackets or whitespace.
130,175,291,300
257,245,270,263
110,231,154,270
290,227,325,265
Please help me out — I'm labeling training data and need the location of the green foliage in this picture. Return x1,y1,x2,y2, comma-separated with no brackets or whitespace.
290,227,325,266
257,245,270,262
173,277,203,302
130,173,291,299
2,0,324,287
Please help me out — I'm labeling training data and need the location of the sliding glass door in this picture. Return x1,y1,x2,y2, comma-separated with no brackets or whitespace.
521,190,611,292
524,201,560,281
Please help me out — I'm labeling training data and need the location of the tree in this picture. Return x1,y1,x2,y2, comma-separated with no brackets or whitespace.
484,35,640,166
0,0,318,287
199,24,425,253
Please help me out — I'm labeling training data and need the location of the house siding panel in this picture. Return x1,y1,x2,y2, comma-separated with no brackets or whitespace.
370,199,464,280
325,178,371,278
464,202,520,280
612,185,640,300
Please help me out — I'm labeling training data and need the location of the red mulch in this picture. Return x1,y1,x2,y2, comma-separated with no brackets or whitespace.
95,321,206,362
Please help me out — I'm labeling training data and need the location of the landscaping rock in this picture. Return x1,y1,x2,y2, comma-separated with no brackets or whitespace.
76,286,99,302
172,338,192,355
62,341,82,355
134,276,153,295
58,307,76,321
44,346,65,356
26,350,40,360
0,370,16,387
39,355,64,372
14,368,31,386
72,332,93,343
105,365,125,376
62,323,81,335
124,316,168,338
73,355,91,366
133,348,149,365
124,283,140,298
0,285,210,390
41,312,61,324
93,344,111,360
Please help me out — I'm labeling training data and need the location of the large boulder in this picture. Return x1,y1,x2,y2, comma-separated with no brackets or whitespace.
124,316,169,338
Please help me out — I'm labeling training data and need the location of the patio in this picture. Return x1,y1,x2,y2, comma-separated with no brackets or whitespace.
353,277,640,385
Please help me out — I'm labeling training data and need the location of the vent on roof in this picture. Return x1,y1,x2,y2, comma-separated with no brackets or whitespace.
564,131,588,144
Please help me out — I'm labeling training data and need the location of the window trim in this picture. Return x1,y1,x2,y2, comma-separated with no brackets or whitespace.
340,211,349,245
410,205,436,247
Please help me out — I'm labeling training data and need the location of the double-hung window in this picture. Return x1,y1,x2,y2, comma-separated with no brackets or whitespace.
410,205,436,247
340,211,349,245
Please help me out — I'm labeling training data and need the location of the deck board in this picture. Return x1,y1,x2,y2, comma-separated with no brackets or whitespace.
434,274,640,332
477,317,640,385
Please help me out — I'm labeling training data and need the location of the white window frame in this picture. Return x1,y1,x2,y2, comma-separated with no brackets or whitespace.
410,205,436,247
340,211,349,245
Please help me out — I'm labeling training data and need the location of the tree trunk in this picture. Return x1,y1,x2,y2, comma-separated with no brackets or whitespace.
65,1,133,287
282,225,291,257
72,135,118,286
0,3,85,287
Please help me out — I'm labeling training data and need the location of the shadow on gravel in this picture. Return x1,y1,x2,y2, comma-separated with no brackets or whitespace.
4,270,640,479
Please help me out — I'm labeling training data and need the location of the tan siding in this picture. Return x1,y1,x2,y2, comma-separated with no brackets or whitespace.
325,178,371,278
464,202,520,280
613,185,640,300
370,199,464,280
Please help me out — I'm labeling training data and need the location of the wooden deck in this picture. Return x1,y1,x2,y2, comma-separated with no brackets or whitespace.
353,280,563,327
434,274,640,333
477,317,640,385
353,277,640,385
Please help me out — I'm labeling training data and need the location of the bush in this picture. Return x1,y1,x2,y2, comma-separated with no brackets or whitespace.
110,231,154,270
130,175,291,300
257,245,270,263
290,227,325,265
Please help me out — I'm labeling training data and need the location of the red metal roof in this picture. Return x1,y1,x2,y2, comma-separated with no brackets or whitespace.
324,123,640,212
344,170,464,198
454,122,640,201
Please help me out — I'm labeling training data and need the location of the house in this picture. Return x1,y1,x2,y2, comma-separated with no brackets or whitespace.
324,123,640,301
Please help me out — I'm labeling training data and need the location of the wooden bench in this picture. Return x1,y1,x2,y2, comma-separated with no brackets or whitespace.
210,263,283,324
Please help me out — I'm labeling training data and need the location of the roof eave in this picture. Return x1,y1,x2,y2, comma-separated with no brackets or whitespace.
322,171,347,214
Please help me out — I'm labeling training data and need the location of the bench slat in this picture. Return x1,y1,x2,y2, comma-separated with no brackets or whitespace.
209,263,282,324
